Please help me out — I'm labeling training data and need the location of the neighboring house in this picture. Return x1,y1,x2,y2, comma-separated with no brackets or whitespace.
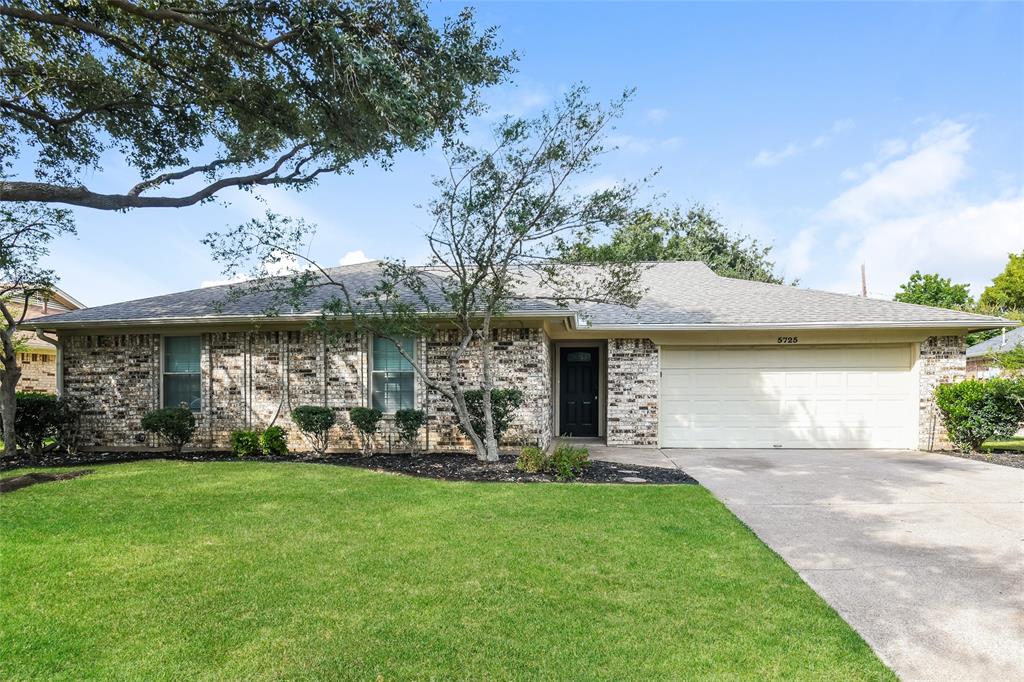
22,261,1012,452
6,287,85,394
966,327,1024,379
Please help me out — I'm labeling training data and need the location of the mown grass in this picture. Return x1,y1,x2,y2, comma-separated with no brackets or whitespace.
1,460,893,680
982,436,1024,452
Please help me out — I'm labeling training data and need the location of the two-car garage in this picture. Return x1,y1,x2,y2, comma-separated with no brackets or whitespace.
659,345,918,449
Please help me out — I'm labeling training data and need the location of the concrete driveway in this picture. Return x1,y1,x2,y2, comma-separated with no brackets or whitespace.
591,446,1024,681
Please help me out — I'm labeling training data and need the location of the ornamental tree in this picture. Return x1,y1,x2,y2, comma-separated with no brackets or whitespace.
893,271,972,309
0,0,511,209
205,87,647,462
565,204,790,284
0,203,75,457
980,252,1024,311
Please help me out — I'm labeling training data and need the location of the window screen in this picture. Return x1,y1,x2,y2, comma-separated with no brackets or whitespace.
163,336,201,411
371,336,415,412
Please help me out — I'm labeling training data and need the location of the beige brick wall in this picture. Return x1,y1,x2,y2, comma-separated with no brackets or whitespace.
17,351,58,394
61,328,553,453
918,335,967,451
606,338,659,447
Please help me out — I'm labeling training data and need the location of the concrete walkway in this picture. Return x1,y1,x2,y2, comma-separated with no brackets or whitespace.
589,445,1024,682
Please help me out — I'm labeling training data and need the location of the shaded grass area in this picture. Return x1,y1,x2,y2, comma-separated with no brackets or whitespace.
982,436,1024,452
1,461,893,680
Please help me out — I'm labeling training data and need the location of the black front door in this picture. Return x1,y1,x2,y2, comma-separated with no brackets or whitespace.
559,347,599,437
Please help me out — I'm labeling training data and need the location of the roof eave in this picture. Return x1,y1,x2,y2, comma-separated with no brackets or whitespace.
21,310,575,331
572,319,1018,332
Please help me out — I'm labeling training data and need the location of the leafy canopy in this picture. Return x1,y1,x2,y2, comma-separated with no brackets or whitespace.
893,271,972,308
980,252,1024,311
564,205,789,284
0,0,511,209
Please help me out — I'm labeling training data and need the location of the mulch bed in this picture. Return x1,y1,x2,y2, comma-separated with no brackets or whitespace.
0,451,697,485
1,469,94,494
940,450,1024,470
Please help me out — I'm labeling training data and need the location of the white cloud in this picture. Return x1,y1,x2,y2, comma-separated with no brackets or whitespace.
826,120,971,223
340,250,370,266
483,85,551,119
812,119,1022,298
751,119,855,167
645,108,670,123
752,143,800,167
778,228,817,280
606,134,684,155
825,197,1024,298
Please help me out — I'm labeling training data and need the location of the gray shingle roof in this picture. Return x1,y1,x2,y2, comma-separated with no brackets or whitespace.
966,326,1024,358
24,260,1012,331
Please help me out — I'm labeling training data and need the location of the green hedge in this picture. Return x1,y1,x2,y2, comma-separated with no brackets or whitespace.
935,378,1024,452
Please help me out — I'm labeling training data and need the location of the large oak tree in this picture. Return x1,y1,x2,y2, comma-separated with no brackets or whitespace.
0,0,512,208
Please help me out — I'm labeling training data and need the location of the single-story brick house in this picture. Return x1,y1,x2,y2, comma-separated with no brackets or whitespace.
23,261,1013,452
966,326,1023,379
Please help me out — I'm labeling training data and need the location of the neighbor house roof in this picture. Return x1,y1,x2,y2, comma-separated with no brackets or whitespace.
23,260,1013,332
966,326,1024,359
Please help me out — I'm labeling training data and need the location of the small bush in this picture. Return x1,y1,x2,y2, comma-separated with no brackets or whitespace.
549,443,590,481
12,392,59,456
515,445,546,473
514,442,590,480
461,388,525,444
349,406,382,455
935,378,1024,452
230,430,262,457
261,425,289,456
394,409,426,453
292,405,335,456
141,407,197,455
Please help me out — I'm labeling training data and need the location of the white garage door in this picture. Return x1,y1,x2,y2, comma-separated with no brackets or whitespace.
660,345,917,449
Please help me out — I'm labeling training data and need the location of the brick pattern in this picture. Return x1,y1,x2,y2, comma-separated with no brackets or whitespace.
423,328,552,451
61,328,552,453
17,351,58,393
606,338,659,447
918,335,967,451
62,334,160,447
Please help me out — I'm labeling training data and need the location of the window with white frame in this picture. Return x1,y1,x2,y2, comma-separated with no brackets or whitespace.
371,336,415,412
163,336,201,411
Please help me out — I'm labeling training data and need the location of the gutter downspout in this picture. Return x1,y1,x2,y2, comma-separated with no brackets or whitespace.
35,330,61,395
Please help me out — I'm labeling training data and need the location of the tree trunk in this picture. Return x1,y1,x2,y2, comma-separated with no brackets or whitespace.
478,319,499,462
0,366,20,458
0,325,20,458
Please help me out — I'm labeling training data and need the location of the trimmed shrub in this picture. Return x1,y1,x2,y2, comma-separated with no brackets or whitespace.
549,443,590,481
292,405,335,456
461,388,525,444
514,442,590,481
141,407,196,455
230,430,262,457
935,378,1024,452
12,392,59,456
349,406,382,455
261,425,289,457
515,445,546,473
394,409,426,453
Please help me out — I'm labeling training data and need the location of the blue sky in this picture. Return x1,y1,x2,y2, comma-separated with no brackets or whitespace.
38,1,1024,307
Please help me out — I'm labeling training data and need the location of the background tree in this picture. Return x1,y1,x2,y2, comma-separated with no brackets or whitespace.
0,0,511,209
564,205,789,284
980,252,1024,311
893,271,972,308
0,203,74,457
206,87,645,462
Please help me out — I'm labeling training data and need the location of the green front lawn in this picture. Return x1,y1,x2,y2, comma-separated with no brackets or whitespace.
982,436,1024,452
1,461,892,680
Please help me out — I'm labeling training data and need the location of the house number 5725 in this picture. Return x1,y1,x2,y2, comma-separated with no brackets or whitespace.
777,336,799,344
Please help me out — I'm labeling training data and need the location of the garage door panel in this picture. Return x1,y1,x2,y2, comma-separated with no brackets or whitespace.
660,346,916,449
